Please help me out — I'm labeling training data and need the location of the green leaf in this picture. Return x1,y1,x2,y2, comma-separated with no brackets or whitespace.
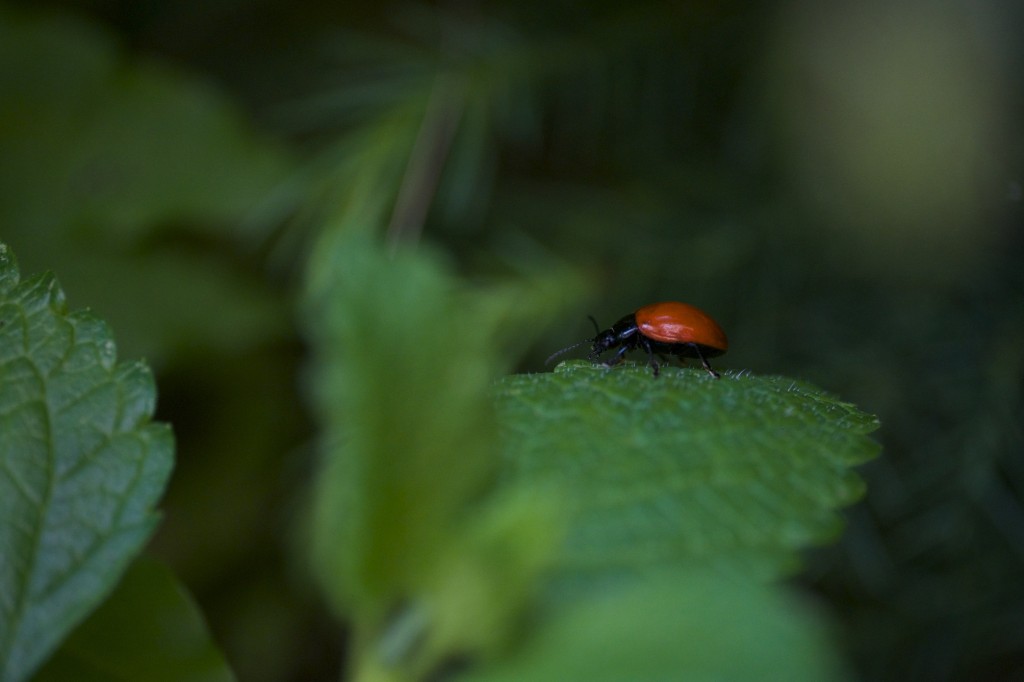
306,235,506,613
20,249,291,367
465,570,848,682
0,243,174,682
305,234,579,680
0,5,288,237
32,556,234,682
0,5,292,364
495,361,880,588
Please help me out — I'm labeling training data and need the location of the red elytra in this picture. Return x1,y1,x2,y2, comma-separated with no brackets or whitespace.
634,301,728,352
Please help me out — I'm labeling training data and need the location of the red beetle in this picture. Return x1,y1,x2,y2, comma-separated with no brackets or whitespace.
548,301,728,378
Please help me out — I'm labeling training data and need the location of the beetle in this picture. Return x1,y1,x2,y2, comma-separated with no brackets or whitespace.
547,301,728,378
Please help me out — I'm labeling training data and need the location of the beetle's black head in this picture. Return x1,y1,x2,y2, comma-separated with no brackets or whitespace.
585,314,618,360
587,328,618,360
587,314,638,361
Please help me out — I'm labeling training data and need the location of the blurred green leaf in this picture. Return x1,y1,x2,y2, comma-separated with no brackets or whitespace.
26,249,290,367
466,570,847,682
305,234,578,680
0,5,293,364
306,234,506,611
32,556,234,682
0,5,288,237
495,361,880,589
0,243,174,682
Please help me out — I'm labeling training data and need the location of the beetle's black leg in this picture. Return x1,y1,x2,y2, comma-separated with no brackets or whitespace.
643,341,661,377
691,344,721,379
600,344,631,368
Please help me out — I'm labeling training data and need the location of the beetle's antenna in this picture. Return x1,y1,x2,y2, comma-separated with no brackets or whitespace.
546,315,602,366
545,339,592,366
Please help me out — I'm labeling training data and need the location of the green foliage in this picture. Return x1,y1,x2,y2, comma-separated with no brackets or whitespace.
32,557,234,682
306,233,508,609
467,570,846,682
0,5,293,364
0,244,174,682
496,362,880,589
305,235,576,680
0,5,285,234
